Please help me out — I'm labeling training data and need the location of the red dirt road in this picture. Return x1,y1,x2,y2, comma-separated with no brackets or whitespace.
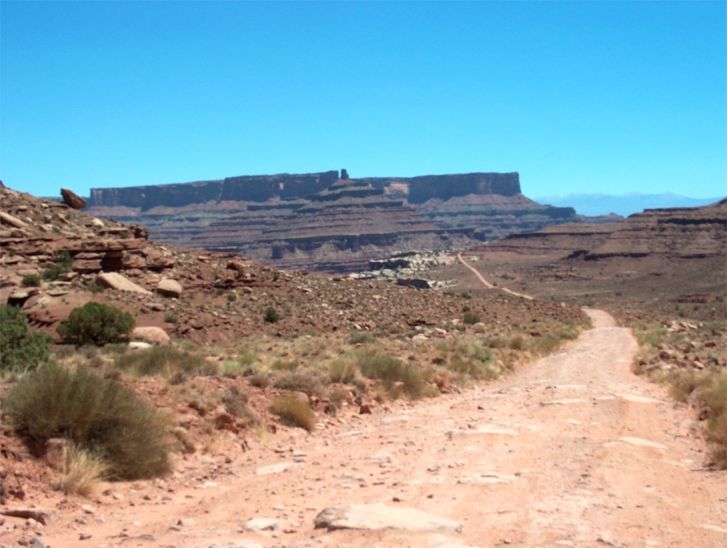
35,309,726,548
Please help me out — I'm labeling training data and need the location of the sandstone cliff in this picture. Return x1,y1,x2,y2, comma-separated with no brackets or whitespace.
86,170,578,272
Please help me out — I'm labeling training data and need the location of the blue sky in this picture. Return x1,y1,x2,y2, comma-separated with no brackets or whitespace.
1,1,724,199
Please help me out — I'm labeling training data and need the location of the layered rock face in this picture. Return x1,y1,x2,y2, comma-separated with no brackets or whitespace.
465,199,727,312
483,199,727,260
86,170,577,272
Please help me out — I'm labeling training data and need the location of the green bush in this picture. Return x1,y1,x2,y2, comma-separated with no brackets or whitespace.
0,305,50,372
58,302,134,346
114,345,214,379
264,306,280,323
355,347,424,398
42,251,73,281
3,363,170,479
21,274,41,287
463,310,481,325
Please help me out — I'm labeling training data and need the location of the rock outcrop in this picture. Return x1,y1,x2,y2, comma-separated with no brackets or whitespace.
85,169,578,272
60,188,87,210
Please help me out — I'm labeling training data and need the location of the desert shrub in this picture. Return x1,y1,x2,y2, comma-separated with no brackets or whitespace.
273,369,327,398
355,347,424,399
508,335,525,350
221,387,257,425
668,369,707,403
221,344,258,377
42,251,73,281
271,358,298,371
0,305,50,372
329,358,358,383
21,274,41,287
438,339,497,380
637,325,668,348
348,331,375,345
701,373,727,469
58,302,134,346
270,394,316,431
58,444,109,496
249,371,271,388
463,310,481,325
164,312,178,324
264,306,280,323
236,345,257,367
528,333,562,355
3,363,170,479
114,345,214,379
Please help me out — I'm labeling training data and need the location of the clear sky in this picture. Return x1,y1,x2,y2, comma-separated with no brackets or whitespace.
1,1,725,199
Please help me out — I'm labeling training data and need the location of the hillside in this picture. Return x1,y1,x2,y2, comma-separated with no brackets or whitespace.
447,199,727,308
84,170,577,272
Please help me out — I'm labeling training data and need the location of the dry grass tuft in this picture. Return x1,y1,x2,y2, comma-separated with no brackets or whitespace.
328,359,358,384
58,444,109,497
270,394,316,431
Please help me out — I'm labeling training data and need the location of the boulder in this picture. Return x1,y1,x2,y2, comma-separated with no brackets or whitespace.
131,326,170,345
60,188,87,210
157,278,182,298
314,503,461,533
97,272,151,294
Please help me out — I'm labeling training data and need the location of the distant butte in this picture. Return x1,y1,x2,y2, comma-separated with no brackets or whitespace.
85,170,578,272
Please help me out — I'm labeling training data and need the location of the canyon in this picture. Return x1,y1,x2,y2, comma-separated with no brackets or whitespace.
85,170,577,272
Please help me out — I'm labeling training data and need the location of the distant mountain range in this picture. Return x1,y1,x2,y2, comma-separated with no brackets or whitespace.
535,193,724,217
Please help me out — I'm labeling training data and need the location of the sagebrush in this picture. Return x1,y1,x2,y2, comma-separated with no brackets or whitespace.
4,363,170,479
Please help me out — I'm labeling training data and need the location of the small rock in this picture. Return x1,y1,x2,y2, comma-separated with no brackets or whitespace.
128,341,153,351
0,211,28,228
245,518,281,532
314,503,461,533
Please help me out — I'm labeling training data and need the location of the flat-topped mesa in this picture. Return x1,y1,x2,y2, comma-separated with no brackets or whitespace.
357,172,522,202
406,172,521,203
89,170,523,209
89,171,340,209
